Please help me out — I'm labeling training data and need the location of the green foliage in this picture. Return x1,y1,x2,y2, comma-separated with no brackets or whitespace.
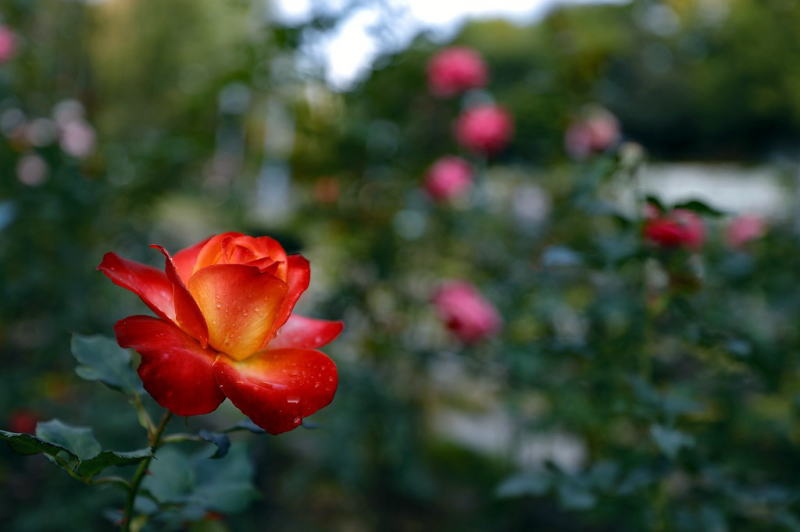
0,420,151,483
71,334,143,394
140,444,259,524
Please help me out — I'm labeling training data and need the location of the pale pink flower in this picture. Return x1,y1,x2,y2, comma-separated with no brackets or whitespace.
424,156,473,202
0,26,16,64
17,153,48,186
427,47,488,97
565,107,620,159
434,281,501,343
726,215,766,248
455,104,513,155
59,120,96,158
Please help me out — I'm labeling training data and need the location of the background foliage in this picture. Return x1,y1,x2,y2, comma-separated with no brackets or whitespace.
2,0,800,530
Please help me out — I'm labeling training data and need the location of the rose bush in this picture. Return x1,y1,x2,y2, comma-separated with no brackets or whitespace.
99,232,342,434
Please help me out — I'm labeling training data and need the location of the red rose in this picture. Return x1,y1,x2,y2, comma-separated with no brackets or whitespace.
455,104,514,155
433,281,501,343
643,208,705,250
424,156,473,202
8,409,39,434
427,47,488,97
99,233,343,434
725,214,766,249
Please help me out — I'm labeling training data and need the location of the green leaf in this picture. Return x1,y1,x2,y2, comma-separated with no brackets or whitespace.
36,419,101,460
558,482,596,510
0,429,75,459
191,444,259,513
496,473,551,498
223,419,265,435
143,443,259,516
650,424,695,459
76,448,151,477
197,430,231,459
671,199,725,217
645,195,666,212
1,422,148,480
71,334,142,393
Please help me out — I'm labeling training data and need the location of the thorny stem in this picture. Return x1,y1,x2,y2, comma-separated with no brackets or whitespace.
121,411,172,532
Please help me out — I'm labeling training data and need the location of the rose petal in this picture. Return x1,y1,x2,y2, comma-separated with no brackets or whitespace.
172,236,213,284
187,264,287,360
151,245,209,347
98,252,175,323
194,233,288,279
270,315,344,350
213,348,338,434
114,316,224,416
266,255,311,344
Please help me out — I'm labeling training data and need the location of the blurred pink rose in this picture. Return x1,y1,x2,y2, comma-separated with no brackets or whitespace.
455,104,513,155
16,153,48,186
726,215,766,248
643,208,705,250
424,156,473,202
427,46,488,97
59,119,96,158
434,281,501,343
0,26,16,64
565,107,620,159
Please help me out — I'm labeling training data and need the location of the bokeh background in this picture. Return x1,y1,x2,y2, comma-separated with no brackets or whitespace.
3,0,800,530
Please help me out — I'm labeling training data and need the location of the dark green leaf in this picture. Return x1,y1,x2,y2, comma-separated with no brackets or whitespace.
645,195,666,212
143,444,258,515
650,424,695,459
224,419,266,435
71,334,143,393
197,430,231,459
0,429,75,459
76,448,151,477
671,199,725,217
36,419,101,460
496,473,551,498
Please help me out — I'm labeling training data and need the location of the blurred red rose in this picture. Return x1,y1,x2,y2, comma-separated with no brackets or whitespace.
424,156,473,202
434,281,501,343
565,107,620,159
427,47,488,97
725,215,766,248
9,409,39,434
99,233,343,434
455,104,513,155
643,208,705,250
0,26,15,64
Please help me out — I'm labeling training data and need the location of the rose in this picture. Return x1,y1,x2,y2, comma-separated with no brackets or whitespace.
0,26,16,64
643,208,705,250
424,156,473,202
565,107,621,159
455,104,514,155
725,215,766,249
427,46,488,97
433,281,501,343
99,233,343,434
